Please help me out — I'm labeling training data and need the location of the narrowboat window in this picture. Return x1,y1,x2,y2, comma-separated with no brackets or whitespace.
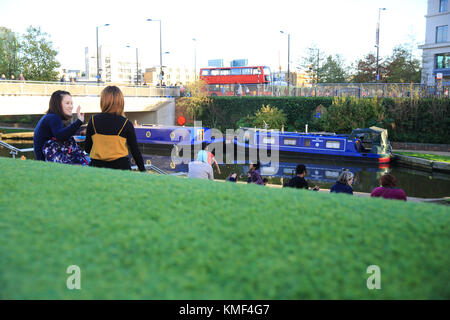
283,168,295,175
284,138,297,145
262,137,275,144
261,167,276,175
326,141,341,149
325,171,340,179
201,69,210,76
211,69,220,76
304,139,311,147
231,68,241,75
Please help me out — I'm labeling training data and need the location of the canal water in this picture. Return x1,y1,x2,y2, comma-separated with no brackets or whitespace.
1,142,449,199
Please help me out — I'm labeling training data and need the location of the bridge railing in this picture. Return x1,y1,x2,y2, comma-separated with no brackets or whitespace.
0,80,180,97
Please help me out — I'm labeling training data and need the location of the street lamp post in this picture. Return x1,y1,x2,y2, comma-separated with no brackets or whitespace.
147,19,163,86
192,38,197,80
280,31,290,95
96,23,110,85
375,8,386,82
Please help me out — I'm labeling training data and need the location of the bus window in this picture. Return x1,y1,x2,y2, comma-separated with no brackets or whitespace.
221,69,231,75
211,69,220,76
242,68,252,75
208,84,220,92
201,69,210,76
224,84,233,92
252,67,261,75
263,67,271,75
231,68,241,75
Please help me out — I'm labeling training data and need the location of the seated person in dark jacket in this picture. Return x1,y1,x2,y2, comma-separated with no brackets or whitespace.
247,161,264,185
34,90,84,161
330,171,354,195
284,164,319,190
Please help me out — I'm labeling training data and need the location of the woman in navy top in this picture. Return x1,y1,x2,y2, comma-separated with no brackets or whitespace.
330,171,354,195
33,90,84,161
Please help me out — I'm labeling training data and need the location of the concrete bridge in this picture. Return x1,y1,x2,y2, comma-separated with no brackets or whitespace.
0,81,180,125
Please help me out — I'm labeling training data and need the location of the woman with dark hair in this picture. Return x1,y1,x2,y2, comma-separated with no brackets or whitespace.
84,86,145,172
33,90,84,161
370,174,407,201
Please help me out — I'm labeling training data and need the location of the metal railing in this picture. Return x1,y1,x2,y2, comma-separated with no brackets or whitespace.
270,83,450,98
0,80,180,97
0,140,34,158
207,83,450,98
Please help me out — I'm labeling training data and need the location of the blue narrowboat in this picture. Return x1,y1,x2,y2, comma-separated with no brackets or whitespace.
134,124,225,151
234,126,391,164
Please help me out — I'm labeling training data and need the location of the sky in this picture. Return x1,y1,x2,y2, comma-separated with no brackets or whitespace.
0,0,427,73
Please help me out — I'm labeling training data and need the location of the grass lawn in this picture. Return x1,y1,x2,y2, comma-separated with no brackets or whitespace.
395,151,450,163
0,157,449,299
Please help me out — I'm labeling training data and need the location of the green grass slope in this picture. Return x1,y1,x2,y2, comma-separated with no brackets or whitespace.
0,157,449,299
395,151,450,163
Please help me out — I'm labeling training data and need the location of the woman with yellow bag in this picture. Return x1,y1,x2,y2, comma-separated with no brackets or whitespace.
85,86,145,172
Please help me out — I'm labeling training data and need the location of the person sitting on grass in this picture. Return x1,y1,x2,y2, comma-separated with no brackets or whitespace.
188,150,214,180
84,86,145,172
370,173,407,201
283,164,320,191
33,90,84,161
330,171,354,195
247,161,264,185
227,172,238,182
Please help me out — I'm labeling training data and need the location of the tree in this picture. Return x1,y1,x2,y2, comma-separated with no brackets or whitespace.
0,27,20,78
318,55,349,83
177,79,211,123
252,105,287,130
20,26,60,81
383,45,421,83
297,46,326,84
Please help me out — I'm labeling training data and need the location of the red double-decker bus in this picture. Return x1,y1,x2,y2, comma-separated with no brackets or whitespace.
199,66,272,96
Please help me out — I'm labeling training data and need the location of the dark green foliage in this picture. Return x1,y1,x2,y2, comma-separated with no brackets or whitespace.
0,158,449,299
383,45,421,83
197,97,334,132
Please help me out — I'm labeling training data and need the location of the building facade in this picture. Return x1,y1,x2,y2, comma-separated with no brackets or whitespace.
419,0,450,84
83,46,142,84
143,66,196,86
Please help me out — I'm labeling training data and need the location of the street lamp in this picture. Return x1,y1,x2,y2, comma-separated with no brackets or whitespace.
192,38,197,80
146,18,163,86
280,31,290,94
126,45,140,86
375,8,386,82
96,23,110,84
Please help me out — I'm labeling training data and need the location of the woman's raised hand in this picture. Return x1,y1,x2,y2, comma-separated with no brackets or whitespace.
76,105,85,122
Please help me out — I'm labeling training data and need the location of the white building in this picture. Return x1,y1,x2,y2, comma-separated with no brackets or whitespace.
84,46,142,84
419,0,450,84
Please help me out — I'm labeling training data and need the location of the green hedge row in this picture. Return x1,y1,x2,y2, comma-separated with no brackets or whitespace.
195,97,450,144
